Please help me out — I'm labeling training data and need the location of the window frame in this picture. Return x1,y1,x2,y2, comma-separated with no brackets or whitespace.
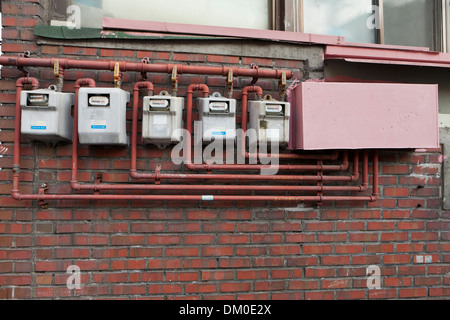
273,0,446,52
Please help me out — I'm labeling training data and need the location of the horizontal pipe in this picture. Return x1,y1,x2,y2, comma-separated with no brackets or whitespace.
0,56,292,79
14,148,379,202
12,193,376,202
71,183,365,192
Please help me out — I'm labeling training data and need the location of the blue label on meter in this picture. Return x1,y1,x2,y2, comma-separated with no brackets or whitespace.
31,126,46,130
91,125,107,130
212,131,226,136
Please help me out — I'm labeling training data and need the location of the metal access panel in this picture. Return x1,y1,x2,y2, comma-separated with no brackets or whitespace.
197,92,236,143
78,88,130,146
142,93,184,148
288,82,439,150
20,89,74,143
248,99,290,146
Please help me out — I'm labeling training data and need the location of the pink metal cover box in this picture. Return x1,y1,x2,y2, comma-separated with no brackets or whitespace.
288,82,439,150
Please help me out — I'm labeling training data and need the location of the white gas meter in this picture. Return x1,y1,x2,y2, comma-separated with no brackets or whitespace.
248,95,290,146
77,88,130,145
142,91,184,148
197,92,236,143
20,87,74,143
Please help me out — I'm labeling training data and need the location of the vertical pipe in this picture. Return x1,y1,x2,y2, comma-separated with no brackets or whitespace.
373,150,379,198
130,81,154,177
70,79,96,189
12,77,39,198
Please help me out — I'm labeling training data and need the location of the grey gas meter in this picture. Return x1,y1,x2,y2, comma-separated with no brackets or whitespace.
142,91,184,148
20,87,74,143
248,96,290,146
197,92,236,143
77,88,130,145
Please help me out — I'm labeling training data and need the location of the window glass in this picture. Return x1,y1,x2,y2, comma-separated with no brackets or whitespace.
303,0,376,44
384,0,435,48
72,0,270,30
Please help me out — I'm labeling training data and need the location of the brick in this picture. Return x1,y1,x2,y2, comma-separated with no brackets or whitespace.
237,270,269,280
369,289,397,299
166,272,199,282
384,277,412,287
367,221,396,230
271,222,302,232
201,247,233,257
398,266,426,276
251,234,282,243
201,271,233,281
399,288,427,298
382,165,410,174
63,47,97,56
207,55,240,64
220,282,251,293
335,245,364,254
302,245,332,255
304,221,333,231
173,53,205,62
322,256,351,266
383,187,410,197
321,210,350,220
336,290,366,300
218,235,250,244
305,291,334,300
183,235,214,245
269,245,301,255
185,283,217,294
336,221,364,230
383,254,411,264
254,281,285,291
321,279,351,289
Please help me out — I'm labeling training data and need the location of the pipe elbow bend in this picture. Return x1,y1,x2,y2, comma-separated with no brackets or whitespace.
70,181,80,191
11,191,21,201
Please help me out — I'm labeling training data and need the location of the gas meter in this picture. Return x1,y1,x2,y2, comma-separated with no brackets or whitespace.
77,88,130,145
197,92,236,143
20,86,74,143
248,95,290,146
142,91,184,148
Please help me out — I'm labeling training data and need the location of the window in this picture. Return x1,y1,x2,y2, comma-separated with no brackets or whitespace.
277,0,445,51
303,0,376,44
382,0,442,50
71,0,271,30
66,0,447,51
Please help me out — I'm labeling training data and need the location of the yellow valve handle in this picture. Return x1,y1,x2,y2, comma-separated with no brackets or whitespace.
114,62,121,87
171,66,178,83
54,60,60,78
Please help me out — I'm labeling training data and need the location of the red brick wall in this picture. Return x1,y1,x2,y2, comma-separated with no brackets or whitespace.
0,0,449,300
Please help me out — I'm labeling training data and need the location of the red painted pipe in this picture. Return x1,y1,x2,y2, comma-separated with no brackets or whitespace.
75,151,363,192
129,81,155,180
70,79,96,189
0,56,292,80
13,150,379,202
11,77,40,196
